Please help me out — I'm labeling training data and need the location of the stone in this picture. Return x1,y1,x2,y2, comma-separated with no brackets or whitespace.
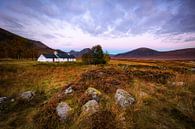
191,68,195,72
172,82,184,86
56,102,72,120
0,97,7,104
11,99,15,102
20,91,35,100
85,87,101,101
98,72,104,76
81,100,99,115
115,89,135,108
65,87,73,94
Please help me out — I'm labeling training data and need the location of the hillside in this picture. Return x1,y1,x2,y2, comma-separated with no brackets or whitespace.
115,47,195,60
69,48,91,57
0,28,59,59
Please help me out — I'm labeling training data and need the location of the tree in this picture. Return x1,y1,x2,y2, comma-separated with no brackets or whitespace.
82,45,110,64
82,51,93,64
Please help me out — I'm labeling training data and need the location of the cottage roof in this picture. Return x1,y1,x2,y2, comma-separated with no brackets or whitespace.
42,54,57,58
56,53,69,58
42,53,75,58
68,55,75,58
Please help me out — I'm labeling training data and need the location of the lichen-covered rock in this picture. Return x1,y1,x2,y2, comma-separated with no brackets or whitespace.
82,100,99,116
20,91,35,100
85,87,101,101
65,86,73,94
115,89,135,108
56,102,72,120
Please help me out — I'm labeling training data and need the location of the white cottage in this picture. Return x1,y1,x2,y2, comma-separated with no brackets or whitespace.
37,51,76,62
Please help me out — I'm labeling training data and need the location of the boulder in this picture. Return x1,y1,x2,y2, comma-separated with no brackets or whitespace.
81,100,99,116
191,68,195,72
65,86,73,94
11,99,15,102
0,97,7,104
56,102,72,120
20,91,35,100
85,87,101,101
172,82,184,86
115,89,135,108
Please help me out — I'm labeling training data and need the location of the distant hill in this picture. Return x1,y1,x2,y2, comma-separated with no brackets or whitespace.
116,47,160,58
0,28,65,59
115,47,195,60
69,48,91,57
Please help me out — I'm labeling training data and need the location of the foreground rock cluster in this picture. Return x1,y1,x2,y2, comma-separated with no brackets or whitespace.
0,90,36,113
55,86,135,121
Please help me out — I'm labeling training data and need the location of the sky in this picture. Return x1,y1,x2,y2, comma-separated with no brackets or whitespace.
0,0,195,54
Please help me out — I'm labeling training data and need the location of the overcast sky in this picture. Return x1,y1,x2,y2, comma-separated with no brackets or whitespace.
0,0,195,54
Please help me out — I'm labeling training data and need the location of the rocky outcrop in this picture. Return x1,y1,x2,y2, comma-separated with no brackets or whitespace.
65,87,73,94
115,89,135,108
81,100,99,116
0,97,7,104
20,91,35,100
85,87,101,102
56,102,72,120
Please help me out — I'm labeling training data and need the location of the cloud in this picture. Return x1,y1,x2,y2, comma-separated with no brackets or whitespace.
1,0,195,36
184,37,195,42
42,34,56,39
0,0,194,53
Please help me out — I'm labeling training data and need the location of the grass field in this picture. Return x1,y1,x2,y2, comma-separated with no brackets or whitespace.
0,59,195,129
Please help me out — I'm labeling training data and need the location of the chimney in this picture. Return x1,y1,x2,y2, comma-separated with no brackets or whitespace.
54,51,58,55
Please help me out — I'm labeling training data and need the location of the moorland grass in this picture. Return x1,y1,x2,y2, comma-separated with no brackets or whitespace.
0,59,194,129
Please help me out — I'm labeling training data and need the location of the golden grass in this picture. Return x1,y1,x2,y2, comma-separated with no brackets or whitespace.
0,59,195,129
0,60,92,97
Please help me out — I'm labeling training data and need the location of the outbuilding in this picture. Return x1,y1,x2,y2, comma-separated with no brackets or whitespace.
37,51,76,62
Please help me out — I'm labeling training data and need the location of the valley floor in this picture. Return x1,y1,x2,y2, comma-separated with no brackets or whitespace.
0,59,195,129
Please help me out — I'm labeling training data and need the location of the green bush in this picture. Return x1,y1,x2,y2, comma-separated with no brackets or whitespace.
82,45,109,64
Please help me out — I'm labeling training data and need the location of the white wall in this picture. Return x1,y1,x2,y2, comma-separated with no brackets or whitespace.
37,55,53,62
37,55,76,62
59,58,68,62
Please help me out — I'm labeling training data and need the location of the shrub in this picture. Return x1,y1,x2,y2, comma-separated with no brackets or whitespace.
82,45,109,64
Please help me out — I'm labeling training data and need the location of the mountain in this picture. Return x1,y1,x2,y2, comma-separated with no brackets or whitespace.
115,47,195,60
0,28,65,59
116,47,160,58
69,48,91,57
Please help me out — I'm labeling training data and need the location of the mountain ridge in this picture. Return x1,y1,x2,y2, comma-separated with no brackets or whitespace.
1,28,194,60
114,47,195,60
69,48,91,57
0,28,66,59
